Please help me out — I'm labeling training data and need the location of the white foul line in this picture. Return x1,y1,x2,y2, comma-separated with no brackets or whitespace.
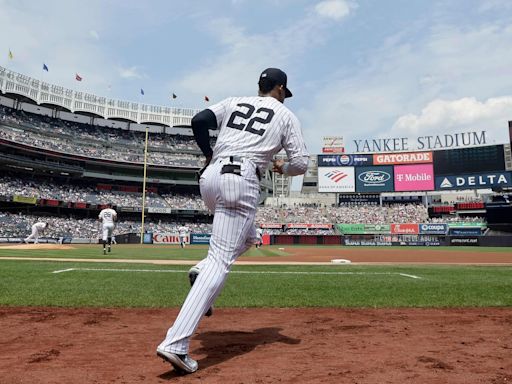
52,268,422,279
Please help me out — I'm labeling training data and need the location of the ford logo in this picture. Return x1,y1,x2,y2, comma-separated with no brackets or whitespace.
358,171,390,184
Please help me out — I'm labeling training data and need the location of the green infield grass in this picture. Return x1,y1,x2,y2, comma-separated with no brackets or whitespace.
0,258,511,308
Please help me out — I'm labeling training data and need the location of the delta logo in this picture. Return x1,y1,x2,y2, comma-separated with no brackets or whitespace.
325,170,348,183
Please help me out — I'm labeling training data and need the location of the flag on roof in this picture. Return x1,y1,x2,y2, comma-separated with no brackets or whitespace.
204,96,210,102
8,50,13,60
172,93,177,99
140,88,145,95
75,73,82,81
43,63,49,72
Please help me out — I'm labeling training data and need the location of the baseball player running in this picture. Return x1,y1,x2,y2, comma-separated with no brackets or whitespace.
255,227,264,248
24,221,49,244
157,67,309,374
178,225,190,248
98,204,117,255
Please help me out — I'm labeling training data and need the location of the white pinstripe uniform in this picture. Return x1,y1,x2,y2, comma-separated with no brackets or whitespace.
98,208,117,240
178,226,189,248
158,95,309,355
24,222,47,244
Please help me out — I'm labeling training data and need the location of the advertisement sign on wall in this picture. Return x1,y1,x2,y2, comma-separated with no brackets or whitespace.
394,164,434,191
152,233,188,244
435,172,512,190
337,224,390,234
391,223,419,234
419,223,448,235
190,233,211,244
450,237,480,246
318,154,373,167
449,228,482,236
318,166,355,192
355,166,394,192
373,151,433,165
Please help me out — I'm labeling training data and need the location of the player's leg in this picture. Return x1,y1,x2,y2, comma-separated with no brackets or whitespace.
34,230,40,244
24,226,36,243
102,225,108,255
107,225,113,252
158,161,259,356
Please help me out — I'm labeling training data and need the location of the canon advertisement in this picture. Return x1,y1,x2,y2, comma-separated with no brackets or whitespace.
355,166,394,192
152,233,188,244
435,172,512,190
318,154,373,167
318,166,355,192
394,164,434,191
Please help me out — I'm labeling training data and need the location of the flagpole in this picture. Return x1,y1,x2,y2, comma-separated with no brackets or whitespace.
140,126,149,244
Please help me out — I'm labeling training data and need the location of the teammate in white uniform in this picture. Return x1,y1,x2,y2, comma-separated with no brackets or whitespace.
157,68,309,374
178,225,190,248
24,221,48,244
98,204,117,255
255,227,264,248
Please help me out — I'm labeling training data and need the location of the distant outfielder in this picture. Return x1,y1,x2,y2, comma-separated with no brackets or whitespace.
98,204,117,255
157,68,309,374
24,221,48,244
178,225,190,248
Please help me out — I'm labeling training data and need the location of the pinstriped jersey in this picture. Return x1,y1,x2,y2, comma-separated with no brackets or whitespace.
99,208,117,225
208,96,308,172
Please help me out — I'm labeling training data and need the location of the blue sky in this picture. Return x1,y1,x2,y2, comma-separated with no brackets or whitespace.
1,0,512,154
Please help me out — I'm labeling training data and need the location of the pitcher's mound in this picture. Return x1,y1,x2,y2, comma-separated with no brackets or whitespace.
0,244,74,250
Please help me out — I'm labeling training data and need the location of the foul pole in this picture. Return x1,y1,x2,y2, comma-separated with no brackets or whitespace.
140,127,149,243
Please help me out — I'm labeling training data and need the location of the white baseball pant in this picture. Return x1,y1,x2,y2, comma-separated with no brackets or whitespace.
25,225,41,244
158,157,259,354
102,223,114,241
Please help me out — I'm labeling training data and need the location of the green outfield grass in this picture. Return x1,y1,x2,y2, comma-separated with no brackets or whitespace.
0,244,510,262
0,258,511,308
0,244,289,260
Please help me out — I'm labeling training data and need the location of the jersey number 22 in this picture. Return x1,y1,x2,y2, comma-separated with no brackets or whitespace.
226,103,275,136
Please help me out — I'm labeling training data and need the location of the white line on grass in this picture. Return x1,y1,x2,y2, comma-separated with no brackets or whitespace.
52,268,422,279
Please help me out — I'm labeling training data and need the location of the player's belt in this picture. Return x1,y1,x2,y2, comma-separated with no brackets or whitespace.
220,156,261,180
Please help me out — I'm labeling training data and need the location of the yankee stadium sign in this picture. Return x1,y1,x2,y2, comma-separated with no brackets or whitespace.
353,131,487,153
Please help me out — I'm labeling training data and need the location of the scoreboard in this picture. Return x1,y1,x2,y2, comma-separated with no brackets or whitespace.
433,145,505,175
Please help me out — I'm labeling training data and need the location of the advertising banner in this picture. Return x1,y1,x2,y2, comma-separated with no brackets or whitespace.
13,195,37,204
148,207,172,214
373,151,433,165
152,233,187,244
190,233,212,244
318,166,355,192
391,223,419,234
322,136,344,153
450,237,480,246
344,238,393,246
337,224,390,234
317,154,373,167
286,224,333,229
355,166,394,192
435,172,512,190
260,224,283,229
419,223,448,235
394,164,434,191
448,222,487,228
449,228,482,236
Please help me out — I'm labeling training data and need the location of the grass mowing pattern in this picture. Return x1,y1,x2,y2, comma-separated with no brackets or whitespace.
1,260,511,308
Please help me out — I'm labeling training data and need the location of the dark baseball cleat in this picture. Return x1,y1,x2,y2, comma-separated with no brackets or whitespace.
188,267,213,317
108,247,111,253
156,348,198,374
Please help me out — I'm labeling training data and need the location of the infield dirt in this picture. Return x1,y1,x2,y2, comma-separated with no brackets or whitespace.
0,307,511,383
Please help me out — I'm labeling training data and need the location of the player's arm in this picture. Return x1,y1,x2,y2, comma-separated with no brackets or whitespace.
191,99,227,164
273,115,309,176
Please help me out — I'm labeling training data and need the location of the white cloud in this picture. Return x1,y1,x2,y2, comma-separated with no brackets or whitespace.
89,30,100,40
118,66,144,79
301,20,512,153
315,0,352,21
391,97,512,143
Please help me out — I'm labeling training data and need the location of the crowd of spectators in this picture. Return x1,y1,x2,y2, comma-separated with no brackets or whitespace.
0,212,212,239
0,177,207,210
0,106,215,167
256,204,430,225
